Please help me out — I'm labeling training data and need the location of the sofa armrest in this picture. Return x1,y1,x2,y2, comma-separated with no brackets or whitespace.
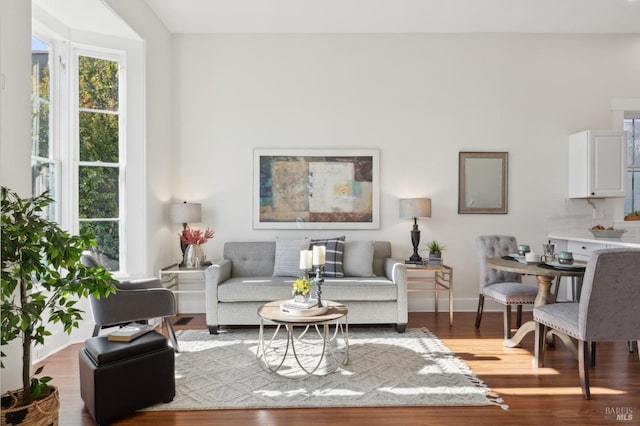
384,258,408,327
204,259,232,330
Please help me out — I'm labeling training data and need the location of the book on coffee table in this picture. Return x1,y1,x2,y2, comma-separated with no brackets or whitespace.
283,299,318,310
107,323,157,342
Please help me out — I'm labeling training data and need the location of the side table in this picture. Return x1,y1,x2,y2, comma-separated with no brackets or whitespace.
159,263,208,313
406,264,454,326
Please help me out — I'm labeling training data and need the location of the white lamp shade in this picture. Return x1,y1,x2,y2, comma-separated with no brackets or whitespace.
169,202,202,224
399,198,431,219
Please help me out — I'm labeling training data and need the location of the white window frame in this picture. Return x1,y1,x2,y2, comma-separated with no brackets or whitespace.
32,12,146,280
71,46,127,273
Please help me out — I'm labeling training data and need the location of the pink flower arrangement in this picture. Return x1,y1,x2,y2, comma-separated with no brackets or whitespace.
179,227,214,245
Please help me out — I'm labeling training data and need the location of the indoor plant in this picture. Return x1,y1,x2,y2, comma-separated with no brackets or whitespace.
179,227,214,268
425,240,446,265
624,210,640,221
1,187,116,424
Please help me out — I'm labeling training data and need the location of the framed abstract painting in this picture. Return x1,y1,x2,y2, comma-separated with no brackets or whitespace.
253,149,380,229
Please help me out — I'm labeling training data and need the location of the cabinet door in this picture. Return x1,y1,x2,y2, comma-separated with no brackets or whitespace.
590,132,626,197
568,130,626,198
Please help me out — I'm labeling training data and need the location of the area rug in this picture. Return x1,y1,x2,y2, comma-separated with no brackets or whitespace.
145,327,506,411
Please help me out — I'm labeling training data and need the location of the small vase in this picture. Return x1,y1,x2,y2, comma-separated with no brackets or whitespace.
184,244,205,268
293,292,311,303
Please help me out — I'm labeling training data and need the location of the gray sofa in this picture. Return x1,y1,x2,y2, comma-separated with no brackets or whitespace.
204,240,408,334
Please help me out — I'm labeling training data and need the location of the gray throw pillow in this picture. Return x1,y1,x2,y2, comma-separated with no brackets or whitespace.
310,236,346,278
343,240,376,277
273,237,311,277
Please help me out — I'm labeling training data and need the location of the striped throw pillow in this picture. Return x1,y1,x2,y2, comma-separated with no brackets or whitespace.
310,236,346,278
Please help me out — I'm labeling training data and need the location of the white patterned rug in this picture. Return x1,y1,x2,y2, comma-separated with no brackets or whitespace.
145,327,506,411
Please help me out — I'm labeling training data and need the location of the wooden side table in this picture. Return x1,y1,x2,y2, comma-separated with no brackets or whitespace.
406,264,453,326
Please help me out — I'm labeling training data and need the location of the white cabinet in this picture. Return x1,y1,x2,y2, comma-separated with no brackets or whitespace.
568,130,626,198
566,240,607,261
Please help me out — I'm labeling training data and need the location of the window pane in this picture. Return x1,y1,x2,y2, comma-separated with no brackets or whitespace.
79,111,118,162
80,221,119,271
31,160,56,220
32,102,50,158
79,166,119,218
78,56,119,111
31,37,50,101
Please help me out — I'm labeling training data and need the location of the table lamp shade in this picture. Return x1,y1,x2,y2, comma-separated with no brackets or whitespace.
399,198,431,219
169,202,202,225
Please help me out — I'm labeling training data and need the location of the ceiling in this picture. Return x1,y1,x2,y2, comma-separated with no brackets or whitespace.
143,0,640,34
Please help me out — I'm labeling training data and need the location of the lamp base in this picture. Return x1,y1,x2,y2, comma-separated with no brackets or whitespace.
405,259,424,265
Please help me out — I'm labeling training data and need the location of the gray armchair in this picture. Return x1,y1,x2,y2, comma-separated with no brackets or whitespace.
81,253,180,352
475,235,538,339
534,248,640,399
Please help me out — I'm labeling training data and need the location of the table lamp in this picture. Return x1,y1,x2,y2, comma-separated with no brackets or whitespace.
169,201,202,265
399,198,431,265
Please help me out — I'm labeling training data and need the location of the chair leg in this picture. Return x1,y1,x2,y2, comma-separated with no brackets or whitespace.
590,342,596,367
164,317,180,353
503,305,512,339
553,276,561,300
535,322,547,367
474,295,485,328
92,325,101,337
516,305,523,328
578,340,591,399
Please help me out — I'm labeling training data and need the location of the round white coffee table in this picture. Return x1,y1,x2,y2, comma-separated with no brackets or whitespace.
256,300,349,377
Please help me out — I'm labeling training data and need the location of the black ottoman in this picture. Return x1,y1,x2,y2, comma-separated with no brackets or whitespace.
79,330,175,425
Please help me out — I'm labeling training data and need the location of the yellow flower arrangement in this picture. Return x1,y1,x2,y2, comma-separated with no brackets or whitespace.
292,277,312,296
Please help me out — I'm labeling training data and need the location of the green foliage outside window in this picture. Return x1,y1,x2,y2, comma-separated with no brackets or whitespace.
77,56,121,270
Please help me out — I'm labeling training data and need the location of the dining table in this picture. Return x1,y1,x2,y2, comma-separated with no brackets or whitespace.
486,256,586,353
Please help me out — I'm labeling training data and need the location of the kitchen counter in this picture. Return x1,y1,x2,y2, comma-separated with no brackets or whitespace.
547,233,640,248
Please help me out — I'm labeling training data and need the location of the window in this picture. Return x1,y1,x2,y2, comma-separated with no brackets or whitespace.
624,115,640,214
76,53,124,272
31,36,57,222
32,10,144,278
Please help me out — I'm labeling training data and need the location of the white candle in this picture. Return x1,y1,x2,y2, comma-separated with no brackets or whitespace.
312,245,326,265
299,250,312,270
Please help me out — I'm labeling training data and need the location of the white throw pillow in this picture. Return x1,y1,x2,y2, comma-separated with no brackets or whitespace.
343,240,375,277
272,237,311,277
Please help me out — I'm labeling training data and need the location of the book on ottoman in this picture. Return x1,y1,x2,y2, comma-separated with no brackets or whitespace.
108,323,157,342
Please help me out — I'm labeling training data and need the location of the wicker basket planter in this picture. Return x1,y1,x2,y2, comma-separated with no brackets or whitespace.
0,386,59,426
624,215,640,221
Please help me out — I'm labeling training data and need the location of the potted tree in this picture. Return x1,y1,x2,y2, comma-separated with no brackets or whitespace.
1,187,116,425
425,240,446,266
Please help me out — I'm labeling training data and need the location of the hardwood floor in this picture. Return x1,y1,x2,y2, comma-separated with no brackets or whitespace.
40,312,640,425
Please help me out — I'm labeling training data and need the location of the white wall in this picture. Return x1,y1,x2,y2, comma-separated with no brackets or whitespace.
0,0,33,393
171,33,640,311
105,0,174,277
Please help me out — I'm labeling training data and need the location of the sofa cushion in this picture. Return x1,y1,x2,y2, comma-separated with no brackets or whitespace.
273,237,310,277
217,276,397,302
311,236,345,278
343,240,375,277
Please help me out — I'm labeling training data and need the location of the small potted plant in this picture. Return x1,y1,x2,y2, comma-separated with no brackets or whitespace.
1,187,117,425
624,210,640,221
292,276,312,303
425,240,446,265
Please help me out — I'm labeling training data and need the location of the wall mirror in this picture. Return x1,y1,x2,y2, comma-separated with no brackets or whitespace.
458,152,508,214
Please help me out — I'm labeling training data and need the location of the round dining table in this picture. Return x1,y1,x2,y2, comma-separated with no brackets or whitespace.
486,256,586,350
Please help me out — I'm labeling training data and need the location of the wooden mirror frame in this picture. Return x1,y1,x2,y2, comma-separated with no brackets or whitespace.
458,152,508,214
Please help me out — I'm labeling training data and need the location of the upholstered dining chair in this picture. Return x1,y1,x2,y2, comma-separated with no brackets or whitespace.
80,253,180,352
476,235,538,339
534,248,640,399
